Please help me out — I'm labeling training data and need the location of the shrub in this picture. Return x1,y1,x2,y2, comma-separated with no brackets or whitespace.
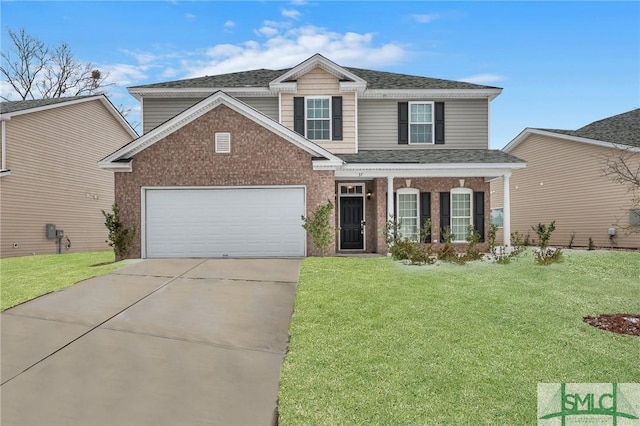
534,247,563,265
511,230,531,247
437,227,462,263
301,200,335,256
532,220,556,250
588,237,595,250
568,232,576,249
462,225,483,261
102,203,137,260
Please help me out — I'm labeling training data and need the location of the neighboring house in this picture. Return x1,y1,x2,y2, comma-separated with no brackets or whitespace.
99,54,525,259
491,108,640,249
0,95,137,257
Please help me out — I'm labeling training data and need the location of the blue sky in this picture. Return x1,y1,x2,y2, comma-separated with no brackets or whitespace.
1,1,638,148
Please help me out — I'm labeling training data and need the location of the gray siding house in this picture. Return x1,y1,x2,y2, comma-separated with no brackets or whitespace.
100,54,525,258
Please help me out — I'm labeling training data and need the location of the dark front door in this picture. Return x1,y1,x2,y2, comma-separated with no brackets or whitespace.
340,197,364,249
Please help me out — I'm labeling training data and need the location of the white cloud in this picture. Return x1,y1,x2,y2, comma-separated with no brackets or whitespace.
459,73,506,84
184,25,406,77
281,9,301,20
290,0,307,5
257,26,280,37
101,63,149,86
185,13,196,20
223,20,235,28
411,14,438,24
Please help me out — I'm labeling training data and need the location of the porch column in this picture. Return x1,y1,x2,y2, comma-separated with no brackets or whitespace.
503,172,511,246
387,176,394,220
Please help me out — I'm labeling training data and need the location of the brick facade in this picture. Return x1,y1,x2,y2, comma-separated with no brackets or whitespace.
115,104,335,258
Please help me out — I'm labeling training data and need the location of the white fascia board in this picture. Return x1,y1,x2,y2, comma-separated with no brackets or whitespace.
335,164,525,179
128,87,275,99
269,82,297,92
270,54,367,86
312,159,344,170
339,81,367,94
503,128,640,153
98,160,132,172
361,88,502,100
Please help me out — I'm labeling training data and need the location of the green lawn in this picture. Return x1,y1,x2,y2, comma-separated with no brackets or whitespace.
1,251,126,311
279,250,640,425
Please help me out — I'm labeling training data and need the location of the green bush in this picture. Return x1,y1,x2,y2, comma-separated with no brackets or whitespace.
534,247,563,265
102,203,137,260
301,200,335,257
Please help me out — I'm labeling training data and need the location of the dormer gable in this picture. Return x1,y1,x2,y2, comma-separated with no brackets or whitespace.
269,53,367,94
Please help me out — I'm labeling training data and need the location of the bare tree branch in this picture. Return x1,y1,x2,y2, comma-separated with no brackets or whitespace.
601,145,640,233
1,27,113,100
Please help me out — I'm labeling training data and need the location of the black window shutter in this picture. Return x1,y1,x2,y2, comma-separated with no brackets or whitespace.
435,102,445,144
398,102,408,144
294,97,305,136
420,192,432,243
440,192,450,242
332,96,343,141
474,192,485,242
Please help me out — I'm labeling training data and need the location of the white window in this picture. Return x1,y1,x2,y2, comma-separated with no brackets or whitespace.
409,102,434,144
490,208,504,228
450,188,473,242
306,97,330,140
397,188,420,241
215,132,231,153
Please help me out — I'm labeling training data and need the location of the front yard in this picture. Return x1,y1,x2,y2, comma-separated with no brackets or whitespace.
278,250,640,425
1,251,124,311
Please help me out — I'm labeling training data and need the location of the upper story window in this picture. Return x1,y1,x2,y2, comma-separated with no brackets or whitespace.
409,102,434,144
306,97,330,140
294,96,342,141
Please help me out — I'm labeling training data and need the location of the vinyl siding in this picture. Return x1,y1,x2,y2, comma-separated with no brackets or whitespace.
0,101,134,257
358,98,489,149
281,67,356,153
142,96,279,133
490,134,640,249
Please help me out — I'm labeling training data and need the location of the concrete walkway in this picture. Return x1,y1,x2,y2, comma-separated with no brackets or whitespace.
1,258,301,426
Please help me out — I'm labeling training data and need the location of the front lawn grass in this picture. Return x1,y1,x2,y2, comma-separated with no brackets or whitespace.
1,251,125,311
279,250,640,425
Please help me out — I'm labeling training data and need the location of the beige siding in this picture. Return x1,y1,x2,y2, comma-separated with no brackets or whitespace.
142,96,279,133
281,67,356,153
0,101,134,257
358,98,489,150
490,134,640,249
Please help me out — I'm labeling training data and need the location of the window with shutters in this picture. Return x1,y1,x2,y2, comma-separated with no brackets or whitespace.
397,188,420,241
306,97,330,140
409,102,434,144
450,187,473,242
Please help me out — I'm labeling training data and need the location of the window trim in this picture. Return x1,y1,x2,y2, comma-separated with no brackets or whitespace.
408,101,434,145
396,188,420,241
450,187,473,243
305,96,332,141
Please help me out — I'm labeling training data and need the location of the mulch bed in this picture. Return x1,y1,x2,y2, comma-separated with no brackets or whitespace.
583,314,640,337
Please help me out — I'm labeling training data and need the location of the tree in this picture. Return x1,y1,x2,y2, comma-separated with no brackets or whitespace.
602,146,640,233
301,200,335,256
1,27,112,101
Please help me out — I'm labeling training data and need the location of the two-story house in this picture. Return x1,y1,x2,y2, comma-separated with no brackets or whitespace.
1,95,137,257
99,54,525,258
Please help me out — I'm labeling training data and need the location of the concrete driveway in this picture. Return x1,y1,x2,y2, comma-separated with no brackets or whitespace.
1,258,301,426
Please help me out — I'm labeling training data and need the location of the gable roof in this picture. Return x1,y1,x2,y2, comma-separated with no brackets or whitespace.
0,94,138,138
504,108,640,153
128,53,502,100
99,91,343,171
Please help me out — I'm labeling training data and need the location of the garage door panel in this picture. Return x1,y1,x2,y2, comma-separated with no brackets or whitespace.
145,188,305,258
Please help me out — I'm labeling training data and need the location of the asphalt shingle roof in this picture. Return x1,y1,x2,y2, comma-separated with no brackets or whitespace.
0,95,96,114
337,149,524,164
131,67,500,91
537,108,640,148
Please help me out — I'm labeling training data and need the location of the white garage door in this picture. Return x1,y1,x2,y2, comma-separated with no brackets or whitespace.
145,187,306,258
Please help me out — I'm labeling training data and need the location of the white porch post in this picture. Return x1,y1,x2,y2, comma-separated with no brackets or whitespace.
387,176,394,221
502,173,511,246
